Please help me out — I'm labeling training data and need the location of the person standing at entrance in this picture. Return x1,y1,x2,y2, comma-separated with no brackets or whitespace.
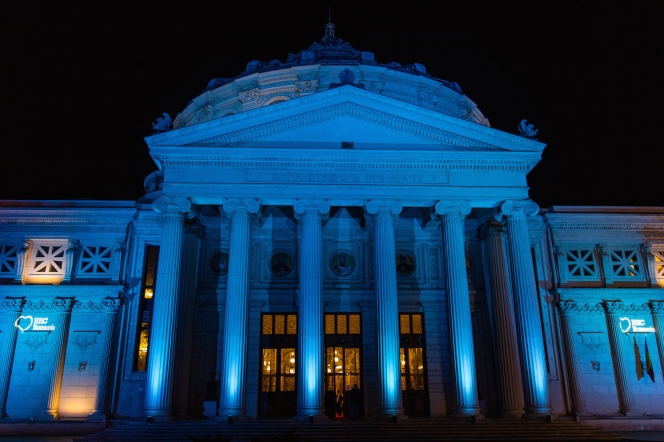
350,384,361,419
336,390,344,417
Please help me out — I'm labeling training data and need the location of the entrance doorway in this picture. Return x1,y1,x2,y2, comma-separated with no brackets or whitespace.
260,313,297,417
400,313,429,417
324,313,362,418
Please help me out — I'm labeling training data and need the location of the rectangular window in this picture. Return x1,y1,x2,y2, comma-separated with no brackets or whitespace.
0,245,17,275
324,314,361,335
262,314,297,335
399,314,424,335
135,245,159,371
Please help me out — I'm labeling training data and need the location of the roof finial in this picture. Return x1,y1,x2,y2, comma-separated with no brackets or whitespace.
325,6,335,38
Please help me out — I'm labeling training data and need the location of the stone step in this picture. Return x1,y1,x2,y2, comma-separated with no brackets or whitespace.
73,418,623,442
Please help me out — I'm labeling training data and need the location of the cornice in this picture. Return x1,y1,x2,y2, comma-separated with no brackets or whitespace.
557,301,604,315
0,298,25,313
147,86,544,152
602,301,651,315
0,285,124,298
156,156,535,174
23,299,74,313
0,218,130,234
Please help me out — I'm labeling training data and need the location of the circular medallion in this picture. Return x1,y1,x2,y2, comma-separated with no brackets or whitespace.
330,251,356,277
269,251,294,277
395,252,416,277
210,252,229,276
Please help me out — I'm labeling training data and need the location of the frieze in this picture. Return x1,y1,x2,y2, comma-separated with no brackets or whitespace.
648,301,664,314
602,301,650,315
186,102,504,151
72,299,122,313
257,172,447,185
148,83,543,152
550,223,664,233
557,301,604,315
24,299,74,313
159,156,534,174
0,299,24,313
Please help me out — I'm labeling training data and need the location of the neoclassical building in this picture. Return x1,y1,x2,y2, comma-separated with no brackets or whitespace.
0,25,662,422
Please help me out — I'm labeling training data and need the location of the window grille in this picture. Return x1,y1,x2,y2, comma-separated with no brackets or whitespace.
0,245,17,275
77,245,112,277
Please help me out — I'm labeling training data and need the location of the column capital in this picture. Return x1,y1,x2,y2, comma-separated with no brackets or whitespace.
153,196,194,218
0,298,25,313
431,201,471,220
364,200,402,220
495,200,539,221
649,301,664,315
222,198,261,220
293,198,330,220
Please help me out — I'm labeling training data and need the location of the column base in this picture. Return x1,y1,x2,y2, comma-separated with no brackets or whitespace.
618,410,643,417
497,409,525,419
38,410,59,420
522,405,554,420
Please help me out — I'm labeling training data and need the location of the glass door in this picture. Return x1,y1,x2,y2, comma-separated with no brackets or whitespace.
324,313,363,418
400,313,429,417
260,314,297,417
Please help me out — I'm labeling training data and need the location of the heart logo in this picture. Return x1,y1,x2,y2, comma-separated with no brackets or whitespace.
14,315,33,333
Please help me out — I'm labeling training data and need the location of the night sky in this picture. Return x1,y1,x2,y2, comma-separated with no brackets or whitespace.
2,1,663,208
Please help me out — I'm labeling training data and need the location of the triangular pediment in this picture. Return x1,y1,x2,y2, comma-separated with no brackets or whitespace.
146,86,544,153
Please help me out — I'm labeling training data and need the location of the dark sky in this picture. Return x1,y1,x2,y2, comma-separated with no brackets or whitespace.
2,1,663,207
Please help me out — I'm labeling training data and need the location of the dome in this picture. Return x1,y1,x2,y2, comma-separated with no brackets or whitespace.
173,23,490,130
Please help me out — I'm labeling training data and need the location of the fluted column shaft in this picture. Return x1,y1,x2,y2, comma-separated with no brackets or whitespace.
0,299,24,417
145,196,192,419
294,199,329,420
603,301,639,415
482,222,524,418
650,302,664,382
40,299,74,419
434,202,481,418
557,302,588,415
500,201,552,418
365,200,405,418
174,222,203,419
89,299,122,419
218,199,260,418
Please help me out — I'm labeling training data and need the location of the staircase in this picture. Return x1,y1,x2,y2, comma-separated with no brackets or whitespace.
74,418,624,441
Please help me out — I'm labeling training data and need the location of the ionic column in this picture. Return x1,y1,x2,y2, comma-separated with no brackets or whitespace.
649,301,664,382
499,200,552,418
174,221,204,419
0,299,25,418
37,299,75,420
602,301,639,416
144,196,193,419
433,202,481,418
556,301,589,416
294,199,330,420
218,198,261,419
365,200,405,419
88,299,122,420
480,221,524,418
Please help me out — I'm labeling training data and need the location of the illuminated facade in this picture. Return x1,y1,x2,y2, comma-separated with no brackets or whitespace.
0,27,663,422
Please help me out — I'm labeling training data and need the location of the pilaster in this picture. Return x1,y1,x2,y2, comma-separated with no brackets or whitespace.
602,301,641,416
556,301,590,416
480,221,524,418
218,198,261,420
32,299,75,420
144,196,193,420
0,299,25,418
498,200,552,418
293,199,330,420
14,241,30,283
365,200,405,419
87,299,122,420
648,301,664,383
